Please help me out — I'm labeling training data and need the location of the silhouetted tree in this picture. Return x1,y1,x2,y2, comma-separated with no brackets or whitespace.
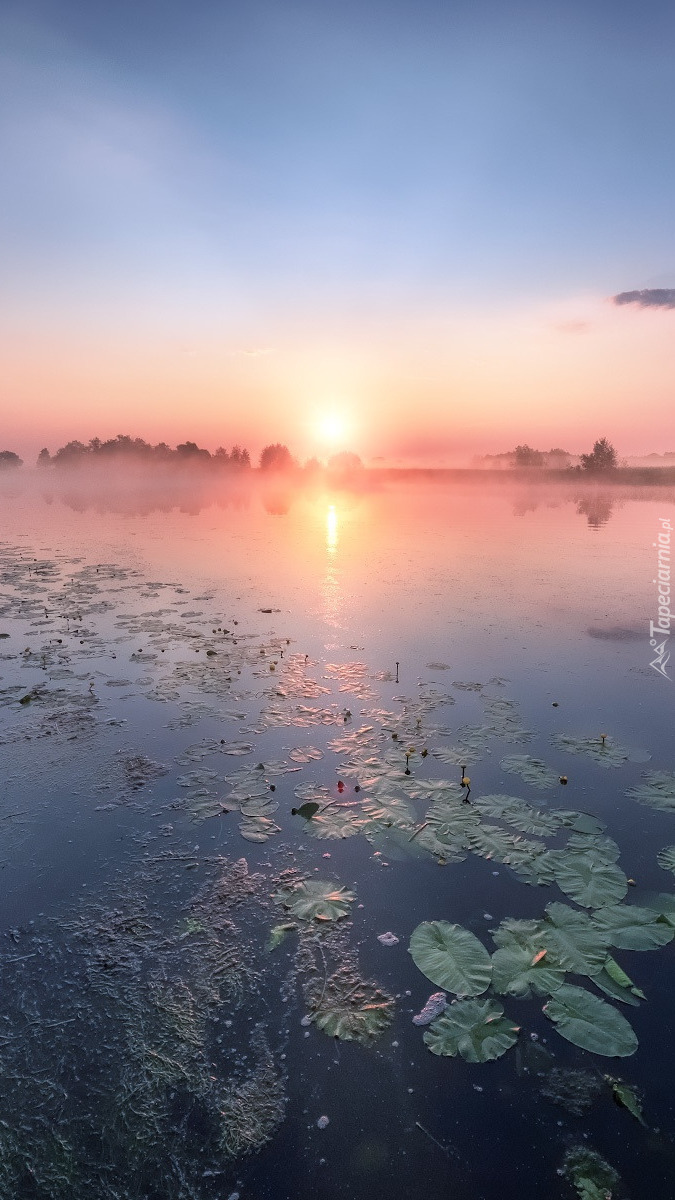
36,448,52,468
53,440,89,467
513,444,544,467
580,438,618,472
0,450,22,469
176,441,211,461
230,446,251,467
259,443,294,471
547,447,571,467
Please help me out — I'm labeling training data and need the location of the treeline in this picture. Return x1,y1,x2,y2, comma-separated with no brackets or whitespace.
474,439,619,472
35,435,252,469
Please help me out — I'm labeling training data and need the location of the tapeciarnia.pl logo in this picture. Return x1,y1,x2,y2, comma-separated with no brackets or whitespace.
650,516,672,679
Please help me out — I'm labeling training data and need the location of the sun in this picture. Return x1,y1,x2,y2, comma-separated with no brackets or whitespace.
317,413,347,445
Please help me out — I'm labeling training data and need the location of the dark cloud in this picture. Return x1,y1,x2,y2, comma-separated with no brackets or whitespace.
613,288,675,309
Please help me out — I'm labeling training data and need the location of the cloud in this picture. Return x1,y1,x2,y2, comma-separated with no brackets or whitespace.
555,319,590,334
613,288,675,309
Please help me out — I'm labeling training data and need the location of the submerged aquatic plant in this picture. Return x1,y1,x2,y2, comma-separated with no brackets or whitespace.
561,1145,624,1200
275,878,355,922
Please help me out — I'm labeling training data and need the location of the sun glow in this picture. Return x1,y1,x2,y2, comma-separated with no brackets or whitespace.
317,413,347,445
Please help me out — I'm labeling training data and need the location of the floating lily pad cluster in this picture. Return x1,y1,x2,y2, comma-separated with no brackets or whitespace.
408,896,673,1059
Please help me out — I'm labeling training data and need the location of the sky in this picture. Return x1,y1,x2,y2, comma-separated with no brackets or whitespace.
2,0,675,464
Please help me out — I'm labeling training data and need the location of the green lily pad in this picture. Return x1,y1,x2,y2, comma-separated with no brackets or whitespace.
474,793,562,836
559,811,607,835
491,944,564,999
553,851,627,909
592,904,674,950
499,755,559,790
468,824,547,868
409,921,492,996
554,734,649,768
606,1076,646,1125
594,957,644,1006
632,891,675,926
626,770,675,812
238,814,281,843
423,998,520,1061
539,903,609,975
564,831,621,862
361,793,416,827
306,807,365,839
291,801,321,819
312,983,393,1042
657,845,675,874
276,879,355,922
543,985,638,1056
288,745,324,763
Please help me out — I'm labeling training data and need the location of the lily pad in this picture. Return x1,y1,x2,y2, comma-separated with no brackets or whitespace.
474,793,561,836
553,851,627,909
491,944,564,999
306,807,365,840
499,755,559,790
276,879,355,922
312,983,393,1042
626,770,675,812
288,745,324,763
592,904,674,951
292,801,321,819
539,903,609,976
606,1077,646,1125
657,845,675,875
543,984,638,1056
423,998,520,1061
238,814,281,843
409,922,492,996
594,957,644,1006
632,891,675,927
554,734,649,768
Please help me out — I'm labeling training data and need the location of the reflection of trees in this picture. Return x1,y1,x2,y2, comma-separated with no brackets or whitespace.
262,490,292,515
575,493,615,528
512,493,541,516
53,480,252,517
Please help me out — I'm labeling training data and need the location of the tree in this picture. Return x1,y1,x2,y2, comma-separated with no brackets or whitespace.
580,438,617,472
259,443,294,472
36,448,51,468
52,440,90,467
0,450,22,470
176,441,211,461
513,444,544,467
230,446,251,467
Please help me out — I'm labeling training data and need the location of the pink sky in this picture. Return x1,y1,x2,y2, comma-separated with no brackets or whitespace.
3,294,675,465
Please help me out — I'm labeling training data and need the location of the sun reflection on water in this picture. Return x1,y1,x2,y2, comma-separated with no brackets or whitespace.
322,502,342,632
326,504,338,553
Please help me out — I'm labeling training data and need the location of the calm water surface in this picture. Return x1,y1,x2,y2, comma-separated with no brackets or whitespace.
1,474,674,1200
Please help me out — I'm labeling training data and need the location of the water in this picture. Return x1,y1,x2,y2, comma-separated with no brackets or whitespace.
1,472,674,1199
